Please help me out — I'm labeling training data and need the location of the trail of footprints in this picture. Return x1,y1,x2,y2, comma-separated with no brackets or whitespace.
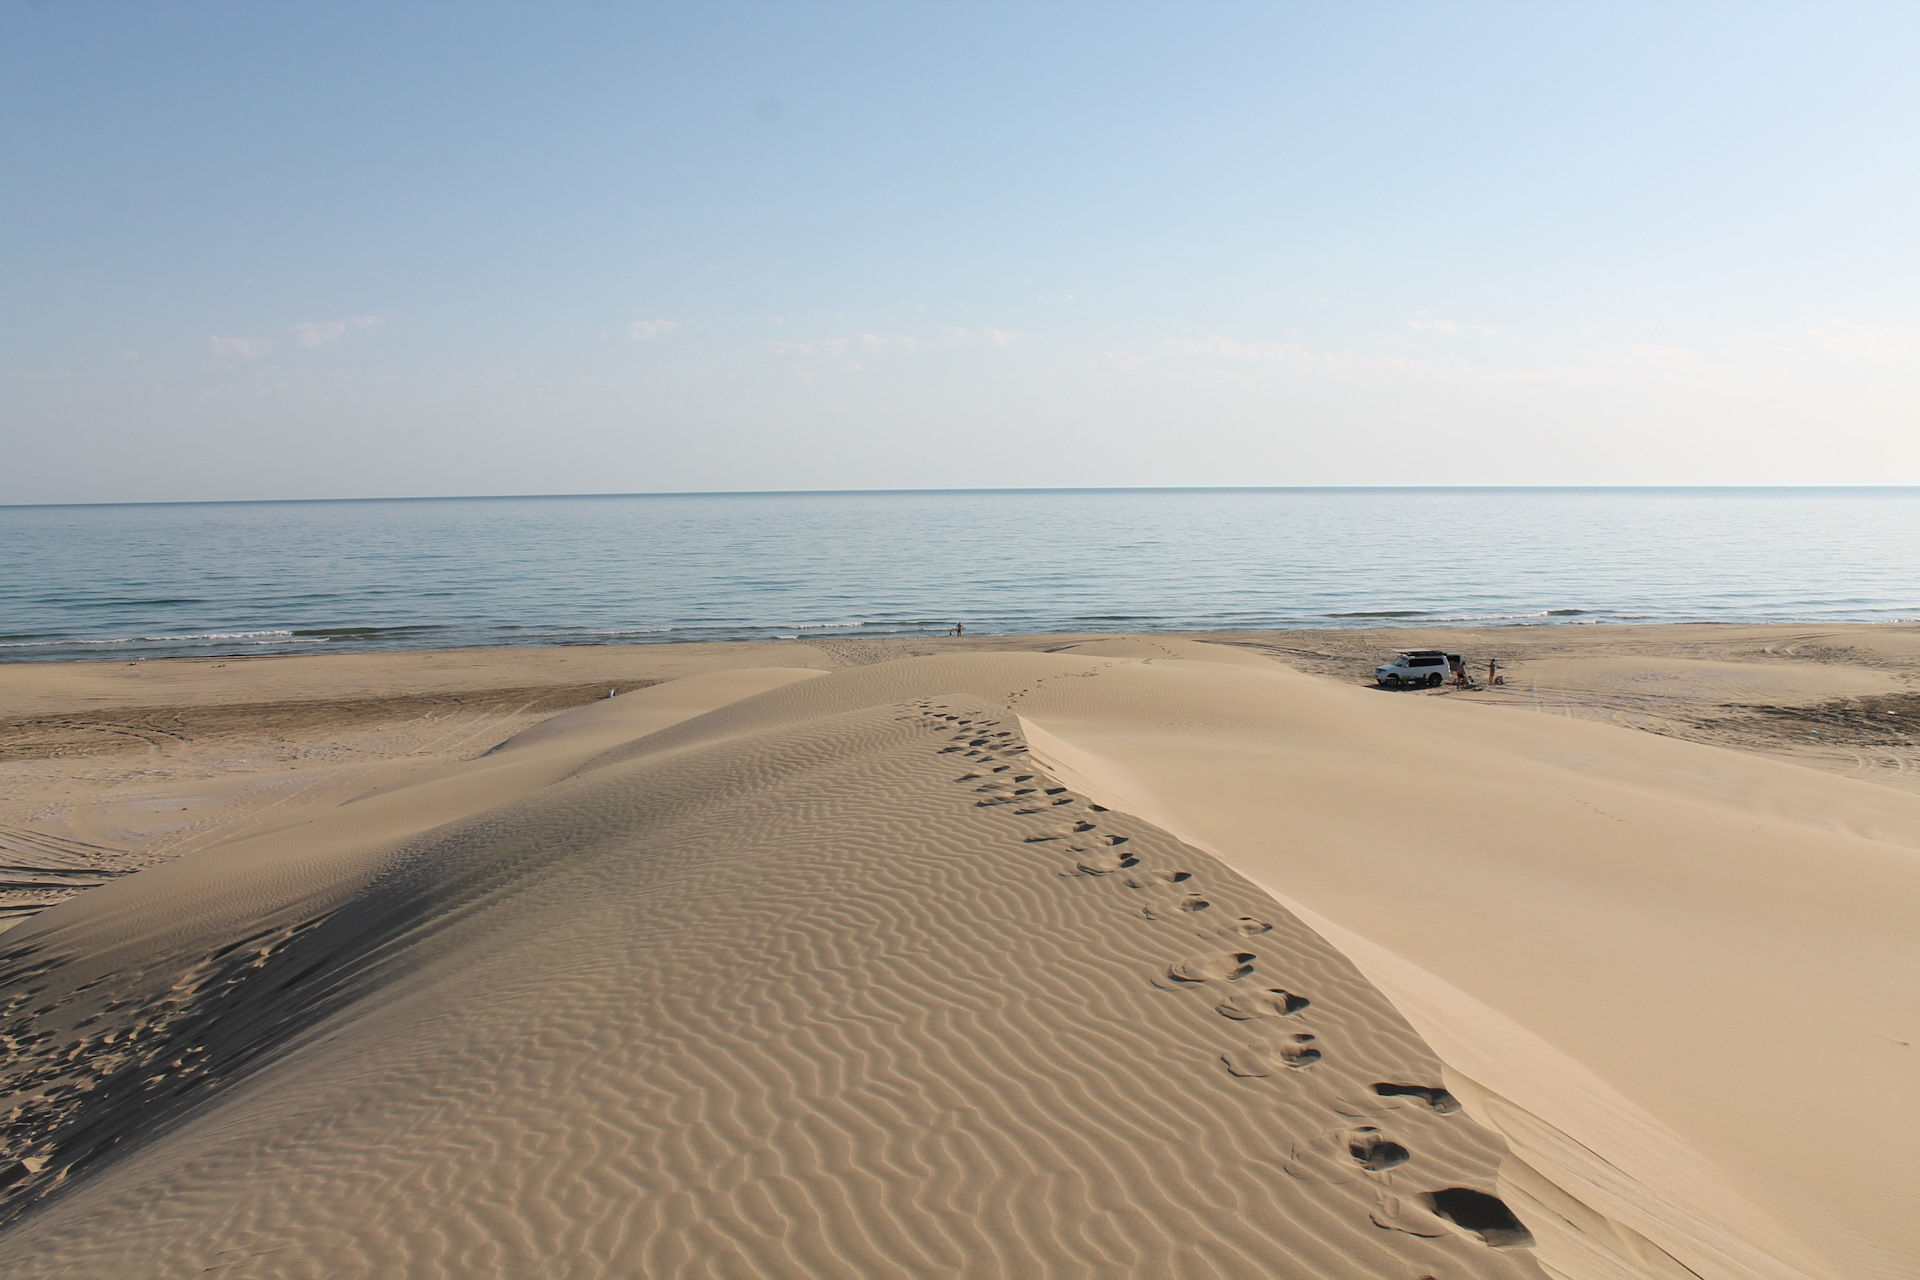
911,702,1538,1261
0,699,1538,1265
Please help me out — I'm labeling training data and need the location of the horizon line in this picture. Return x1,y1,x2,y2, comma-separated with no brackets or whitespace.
7,483,1920,511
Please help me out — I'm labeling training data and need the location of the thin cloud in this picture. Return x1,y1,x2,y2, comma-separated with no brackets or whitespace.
627,319,679,339
769,333,923,368
771,337,850,360
288,316,382,347
1612,344,1704,371
1155,333,1477,385
1137,330,1723,393
290,321,347,348
943,327,1022,347
1410,319,1497,336
208,335,273,358
1808,319,1918,364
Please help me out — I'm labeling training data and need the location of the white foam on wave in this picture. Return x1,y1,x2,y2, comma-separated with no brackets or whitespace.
566,626,678,636
0,630,315,649
1417,610,1558,624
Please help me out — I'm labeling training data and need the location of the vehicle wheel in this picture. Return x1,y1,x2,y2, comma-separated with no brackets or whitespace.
1428,673,1443,687
1383,676,1399,688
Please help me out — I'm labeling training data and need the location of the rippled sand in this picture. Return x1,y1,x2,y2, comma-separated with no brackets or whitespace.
1,629,1914,1279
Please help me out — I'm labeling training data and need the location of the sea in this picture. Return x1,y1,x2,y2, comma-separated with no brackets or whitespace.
3,488,1917,663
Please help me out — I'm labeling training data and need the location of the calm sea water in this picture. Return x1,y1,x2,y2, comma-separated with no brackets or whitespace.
3,489,1916,663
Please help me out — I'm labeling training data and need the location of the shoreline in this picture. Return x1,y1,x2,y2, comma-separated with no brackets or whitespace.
9,616,1919,677
8,613,1920,670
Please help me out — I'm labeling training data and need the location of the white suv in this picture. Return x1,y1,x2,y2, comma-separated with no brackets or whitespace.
1375,650,1457,688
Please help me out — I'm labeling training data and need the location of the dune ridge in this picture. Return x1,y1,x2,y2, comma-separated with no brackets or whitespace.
1,656,1544,1278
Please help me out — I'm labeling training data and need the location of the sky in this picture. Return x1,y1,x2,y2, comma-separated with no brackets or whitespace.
3,1,1918,503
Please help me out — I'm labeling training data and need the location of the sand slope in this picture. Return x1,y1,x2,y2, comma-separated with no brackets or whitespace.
1,642,1912,1278
1201,623,1920,794
0,641,852,924
0,655,1544,1279
1014,639,1919,1280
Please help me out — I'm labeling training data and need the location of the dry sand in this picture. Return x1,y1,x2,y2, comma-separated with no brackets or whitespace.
0,626,1914,1278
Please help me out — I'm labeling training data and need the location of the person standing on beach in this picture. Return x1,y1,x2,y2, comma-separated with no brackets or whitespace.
954,622,965,637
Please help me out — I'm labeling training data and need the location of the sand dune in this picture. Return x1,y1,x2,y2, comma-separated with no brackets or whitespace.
0,655,1542,1279
1014,640,1917,1280
0,637,1913,1278
0,645,838,925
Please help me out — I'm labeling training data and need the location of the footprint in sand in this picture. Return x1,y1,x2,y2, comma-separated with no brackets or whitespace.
1221,1032,1320,1075
1372,1188,1533,1250
1025,819,1097,843
1347,1127,1411,1171
1284,1125,1410,1183
1141,893,1210,920
1369,1194,1447,1239
1163,951,1256,984
1195,916,1275,942
1214,988,1309,1020
1120,868,1191,889
1368,1083,1462,1115
1069,850,1139,876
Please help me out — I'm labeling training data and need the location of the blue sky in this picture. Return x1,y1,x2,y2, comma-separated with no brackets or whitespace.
4,1,1917,502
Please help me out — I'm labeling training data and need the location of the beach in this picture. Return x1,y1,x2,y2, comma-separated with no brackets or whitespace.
0,625,1915,1278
